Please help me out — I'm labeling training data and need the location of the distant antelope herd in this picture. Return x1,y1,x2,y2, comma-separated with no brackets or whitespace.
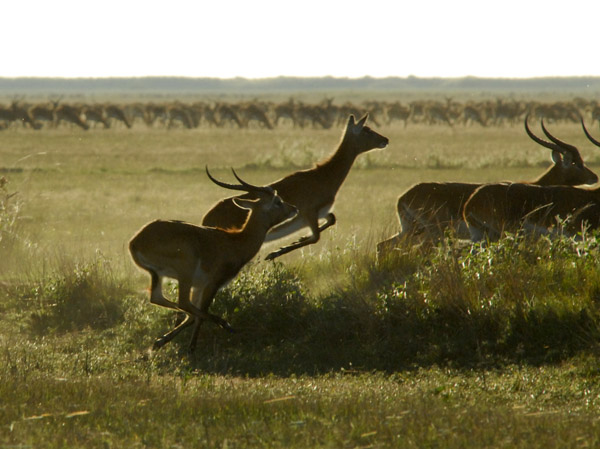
128,107,600,353
2,96,600,131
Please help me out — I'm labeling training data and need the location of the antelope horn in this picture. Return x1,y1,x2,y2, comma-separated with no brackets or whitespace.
581,118,600,148
230,168,273,193
205,166,272,193
524,115,566,154
540,119,582,162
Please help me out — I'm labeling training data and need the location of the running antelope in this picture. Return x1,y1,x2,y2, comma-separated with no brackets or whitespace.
463,120,600,241
376,117,599,255
129,168,297,352
202,114,389,260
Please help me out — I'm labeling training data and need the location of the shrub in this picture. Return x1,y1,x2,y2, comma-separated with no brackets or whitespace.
375,233,600,366
214,261,309,340
22,254,132,334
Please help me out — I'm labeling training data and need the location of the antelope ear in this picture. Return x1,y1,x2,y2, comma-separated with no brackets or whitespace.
554,149,573,166
233,197,259,211
356,113,369,129
347,114,356,129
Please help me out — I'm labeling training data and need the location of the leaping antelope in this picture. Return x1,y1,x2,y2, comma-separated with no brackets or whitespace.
463,120,600,241
201,114,389,260
129,168,297,352
376,116,599,255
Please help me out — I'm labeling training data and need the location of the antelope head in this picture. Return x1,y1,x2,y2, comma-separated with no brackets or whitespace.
205,167,297,228
524,115,598,185
343,113,389,155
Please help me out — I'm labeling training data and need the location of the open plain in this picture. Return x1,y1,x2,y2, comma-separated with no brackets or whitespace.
2,94,600,447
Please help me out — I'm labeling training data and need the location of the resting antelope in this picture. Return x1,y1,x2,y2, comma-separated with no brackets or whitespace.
129,168,297,352
202,114,389,260
376,117,599,255
463,120,600,241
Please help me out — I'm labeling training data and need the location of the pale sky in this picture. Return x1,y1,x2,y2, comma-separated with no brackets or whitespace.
3,0,598,79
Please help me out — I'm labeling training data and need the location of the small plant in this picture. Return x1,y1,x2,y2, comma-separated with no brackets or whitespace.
0,176,21,258
24,254,132,335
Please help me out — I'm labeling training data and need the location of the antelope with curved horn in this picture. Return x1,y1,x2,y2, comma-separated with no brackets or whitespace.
129,167,297,352
376,116,599,255
463,120,600,242
202,114,389,260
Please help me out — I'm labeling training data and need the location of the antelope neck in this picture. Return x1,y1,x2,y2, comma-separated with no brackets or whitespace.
227,210,271,251
315,139,359,184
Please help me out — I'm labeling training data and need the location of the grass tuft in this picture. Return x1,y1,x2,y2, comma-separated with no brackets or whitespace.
0,176,25,271
7,254,133,335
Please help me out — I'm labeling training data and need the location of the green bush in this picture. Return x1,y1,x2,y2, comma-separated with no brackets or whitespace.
144,232,600,374
375,233,600,366
6,229,598,374
20,255,132,335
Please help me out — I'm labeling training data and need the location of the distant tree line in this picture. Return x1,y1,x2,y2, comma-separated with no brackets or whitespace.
0,76,599,96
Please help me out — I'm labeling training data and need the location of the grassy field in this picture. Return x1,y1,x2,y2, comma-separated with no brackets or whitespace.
2,115,600,447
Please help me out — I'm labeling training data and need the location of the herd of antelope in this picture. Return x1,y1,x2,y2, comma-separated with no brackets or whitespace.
2,97,600,131
129,110,600,353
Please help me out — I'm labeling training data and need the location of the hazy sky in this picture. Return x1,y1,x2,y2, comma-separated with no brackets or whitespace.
4,0,598,79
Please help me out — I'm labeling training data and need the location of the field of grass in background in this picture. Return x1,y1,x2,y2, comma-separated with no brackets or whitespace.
4,121,600,266
2,115,600,447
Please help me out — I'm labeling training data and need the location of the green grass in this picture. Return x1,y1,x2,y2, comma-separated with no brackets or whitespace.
5,122,599,264
3,363,600,448
3,113,600,447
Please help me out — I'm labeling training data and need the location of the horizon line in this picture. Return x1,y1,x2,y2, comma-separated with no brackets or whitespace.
1,74,599,81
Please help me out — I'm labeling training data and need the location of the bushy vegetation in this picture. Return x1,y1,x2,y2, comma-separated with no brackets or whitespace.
206,232,600,374
6,230,600,374
3,231,600,448
0,176,23,266
19,255,131,335
375,234,600,365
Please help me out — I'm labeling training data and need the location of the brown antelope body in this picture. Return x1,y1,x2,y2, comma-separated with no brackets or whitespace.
376,118,598,254
464,120,600,241
129,168,297,352
201,114,389,260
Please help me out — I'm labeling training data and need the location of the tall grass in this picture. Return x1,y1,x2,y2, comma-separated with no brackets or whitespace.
0,176,24,270
3,211,600,375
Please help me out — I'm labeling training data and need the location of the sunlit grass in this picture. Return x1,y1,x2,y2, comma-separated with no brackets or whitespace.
3,114,600,447
6,122,599,264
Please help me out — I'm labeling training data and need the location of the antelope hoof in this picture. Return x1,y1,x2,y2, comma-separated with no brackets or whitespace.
138,348,152,361
265,250,282,261
297,235,312,244
217,318,236,333
152,337,168,350
174,311,186,326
